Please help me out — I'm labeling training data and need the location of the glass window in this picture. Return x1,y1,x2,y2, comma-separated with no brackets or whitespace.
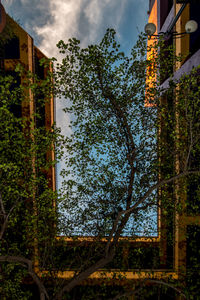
160,0,173,29
34,50,45,80
4,36,20,59
189,2,200,56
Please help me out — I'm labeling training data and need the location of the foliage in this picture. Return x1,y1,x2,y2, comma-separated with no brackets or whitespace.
0,64,60,299
0,21,15,47
56,30,158,237
55,29,200,299
0,26,200,300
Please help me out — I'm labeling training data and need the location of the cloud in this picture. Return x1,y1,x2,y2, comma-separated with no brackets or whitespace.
3,0,148,57
2,0,54,46
34,0,128,58
55,96,72,190
55,97,71,135
2,0,148,187
31,0,147,182
2,0,14,5
32,0,129,150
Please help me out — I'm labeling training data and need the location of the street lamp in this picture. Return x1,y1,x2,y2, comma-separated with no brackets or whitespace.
185,20,198,33
145,0,198,39
144,23,157,36
144,20,198,38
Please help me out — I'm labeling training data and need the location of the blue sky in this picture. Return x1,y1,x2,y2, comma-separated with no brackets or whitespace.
2,0,148,57
2,0,149,136
2,0,149,186
2,1,157,236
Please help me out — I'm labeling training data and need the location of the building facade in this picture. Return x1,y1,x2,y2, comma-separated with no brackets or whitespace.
43,2,200,299
1,2,200,299
147,0,200,299
0,14,56,298
0,14,56,191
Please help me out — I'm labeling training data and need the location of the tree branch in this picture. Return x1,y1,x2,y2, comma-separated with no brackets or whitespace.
109,279,188,300
54,249,115,300
0,191,5,215
147,279,188,299
123,170,200,217
0,256,49,300
109,282,147,300
0,192,17,240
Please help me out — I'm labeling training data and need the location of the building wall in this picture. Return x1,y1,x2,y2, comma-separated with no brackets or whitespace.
1,15,56,192
1,4,199,298
148,0,200,296
0,14,56,273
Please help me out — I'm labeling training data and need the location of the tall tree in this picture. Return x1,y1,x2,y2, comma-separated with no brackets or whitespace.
1,28,200,299
53,29,200,299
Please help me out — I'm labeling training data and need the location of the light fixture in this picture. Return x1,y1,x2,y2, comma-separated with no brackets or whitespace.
145,1,198,39
145,20,198,39
185,20,198,33
144,23,156,36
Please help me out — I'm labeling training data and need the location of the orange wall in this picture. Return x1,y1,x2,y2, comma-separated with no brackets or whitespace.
145,0,157,107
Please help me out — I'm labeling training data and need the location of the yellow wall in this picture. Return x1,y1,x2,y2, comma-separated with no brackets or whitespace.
145,0,157,107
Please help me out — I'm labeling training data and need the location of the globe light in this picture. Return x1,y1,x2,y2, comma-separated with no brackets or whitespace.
185,20,198,34
144,23,156,36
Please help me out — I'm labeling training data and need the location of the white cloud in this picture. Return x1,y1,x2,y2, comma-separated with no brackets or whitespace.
34,0,80,58
55,97,71,135
84,0,111,25
2,0,13,6
33,0,129,148
34,0,128,59
2,0,148,194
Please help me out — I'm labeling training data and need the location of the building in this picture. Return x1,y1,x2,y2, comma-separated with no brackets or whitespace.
0,12,56,298
0,14,56,191
1,2,200,299
41,2,200,299
146,0,200,298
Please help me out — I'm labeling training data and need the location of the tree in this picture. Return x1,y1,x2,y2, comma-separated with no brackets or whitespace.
1,28,200,299
0,60,60,299
54,29,200,299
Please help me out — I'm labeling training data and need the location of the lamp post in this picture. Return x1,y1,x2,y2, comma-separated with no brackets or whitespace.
144,0,198,39
144,20,198,38
0,1,6,33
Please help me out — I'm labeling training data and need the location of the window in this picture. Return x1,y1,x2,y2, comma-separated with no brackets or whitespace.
160,36,173,84
189,2,200,56
4,36,20,59
4,70,22,118
160,0,173,29
34,50,45,80
35,92,45,128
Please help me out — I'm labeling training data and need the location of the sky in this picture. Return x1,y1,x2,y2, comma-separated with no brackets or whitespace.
2,0,149,187
2,0,157,235
2,0,149,57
